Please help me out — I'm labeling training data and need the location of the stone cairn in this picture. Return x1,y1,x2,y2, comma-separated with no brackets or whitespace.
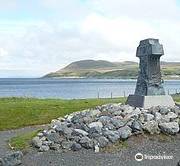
32,103,180,152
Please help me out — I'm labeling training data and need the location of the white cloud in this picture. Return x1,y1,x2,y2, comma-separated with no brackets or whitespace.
0,23,124,76
82,14,157,48
40,0,90,21
81,12,180,61
0,48,8,57
89,0,180,20
0,0,180,77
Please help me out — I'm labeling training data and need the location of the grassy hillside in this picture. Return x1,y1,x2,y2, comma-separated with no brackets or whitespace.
44,60,180,79
62,60,117,70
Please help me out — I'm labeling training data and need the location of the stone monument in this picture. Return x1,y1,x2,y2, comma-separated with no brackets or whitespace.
126,38,175,108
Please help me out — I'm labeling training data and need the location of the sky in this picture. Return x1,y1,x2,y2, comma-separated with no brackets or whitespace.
0,0,180,77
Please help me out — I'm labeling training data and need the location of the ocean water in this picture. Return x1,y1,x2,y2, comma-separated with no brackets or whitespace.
0,78,180,99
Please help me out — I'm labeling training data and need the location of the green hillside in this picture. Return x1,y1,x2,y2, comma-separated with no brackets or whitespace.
62,60,117,70
44,60,180,79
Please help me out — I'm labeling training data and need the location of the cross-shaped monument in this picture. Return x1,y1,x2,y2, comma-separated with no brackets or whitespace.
126,38,175,108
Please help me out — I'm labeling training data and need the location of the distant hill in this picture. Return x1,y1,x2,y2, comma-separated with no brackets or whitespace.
44,60,180,79
62,60,117,70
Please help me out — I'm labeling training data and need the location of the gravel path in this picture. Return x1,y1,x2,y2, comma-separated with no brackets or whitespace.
0,128,179,166
22,134,180,166
0,125,47,158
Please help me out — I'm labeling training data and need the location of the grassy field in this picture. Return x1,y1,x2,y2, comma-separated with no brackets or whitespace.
172,94,180,103
9,130,41,150
0,97,125,131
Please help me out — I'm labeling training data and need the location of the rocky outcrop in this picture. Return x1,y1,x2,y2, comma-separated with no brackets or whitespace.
32,104,180,152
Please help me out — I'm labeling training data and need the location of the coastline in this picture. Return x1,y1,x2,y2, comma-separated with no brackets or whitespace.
42,76,180,80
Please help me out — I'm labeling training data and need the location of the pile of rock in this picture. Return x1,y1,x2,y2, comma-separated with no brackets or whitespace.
0,151,23,166
32,103,180,152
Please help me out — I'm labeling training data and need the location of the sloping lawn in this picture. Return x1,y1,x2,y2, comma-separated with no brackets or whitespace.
0,97,125,131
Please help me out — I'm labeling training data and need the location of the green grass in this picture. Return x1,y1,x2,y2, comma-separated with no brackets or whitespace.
0,97,125,131
172,94,180,103
9,130,41,150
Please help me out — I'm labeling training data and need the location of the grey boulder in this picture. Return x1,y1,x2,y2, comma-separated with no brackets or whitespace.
97,136,109,148
72,129,88,136
88,109,101,117
154,112,162,122
159,122,179,135
49,144,61,151
46,133,62,144
88,126,102,138
63,127,73,137
121,105,134,116
61,141,74,150
159,107,170,115
143,120,160,134
111,117,125,129
88,122,103,129
131,120,142,132
79,136,94,149
103,123,115,130
71,143,82,151
39,145,50,152
0,151,23,166
166,112,178,120
112,110,122,116
118,126,132,139
54,123,69,133
144,113,154,122
103,130,119,143
98,116,111,125
32,136,43,148
124,108,141,119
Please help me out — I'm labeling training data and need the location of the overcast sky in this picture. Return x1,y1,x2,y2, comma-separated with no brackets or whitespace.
0,0,180,77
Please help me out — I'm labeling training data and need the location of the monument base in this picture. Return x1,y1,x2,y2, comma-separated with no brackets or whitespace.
126,95,175,109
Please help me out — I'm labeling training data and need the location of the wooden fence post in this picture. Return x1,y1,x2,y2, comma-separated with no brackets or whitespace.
123,91,126,98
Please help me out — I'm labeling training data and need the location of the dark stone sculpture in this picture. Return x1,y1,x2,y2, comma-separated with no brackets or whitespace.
135,38,165,96
126,38,175,108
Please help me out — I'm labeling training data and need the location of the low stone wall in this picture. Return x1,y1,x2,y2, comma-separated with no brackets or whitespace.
32,103,180,152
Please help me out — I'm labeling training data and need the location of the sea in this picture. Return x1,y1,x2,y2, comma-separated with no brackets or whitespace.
0,78,180,99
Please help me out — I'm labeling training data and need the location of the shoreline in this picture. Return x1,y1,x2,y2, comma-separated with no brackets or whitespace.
42,77,180,80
